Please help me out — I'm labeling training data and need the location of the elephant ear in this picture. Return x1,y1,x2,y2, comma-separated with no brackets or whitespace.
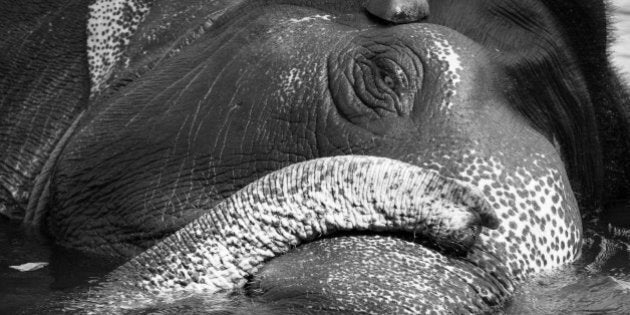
88,0,243,97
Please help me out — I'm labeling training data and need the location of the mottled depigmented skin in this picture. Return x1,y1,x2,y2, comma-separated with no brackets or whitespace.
87,0,151,94
1,0,630,314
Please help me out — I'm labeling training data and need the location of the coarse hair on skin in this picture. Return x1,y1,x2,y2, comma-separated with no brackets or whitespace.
538,0,630,210
440,0,630,212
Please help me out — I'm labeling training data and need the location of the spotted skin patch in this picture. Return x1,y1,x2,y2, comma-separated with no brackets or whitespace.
87,0,151,94
417,149,582,280
423,30,463,112
401,27,463,112
464,153,580,278
405,21,583,280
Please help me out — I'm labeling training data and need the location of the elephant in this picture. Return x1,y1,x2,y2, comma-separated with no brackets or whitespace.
2,0,630,313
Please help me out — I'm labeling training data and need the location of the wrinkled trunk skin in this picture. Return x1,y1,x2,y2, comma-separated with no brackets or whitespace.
64,156,503,313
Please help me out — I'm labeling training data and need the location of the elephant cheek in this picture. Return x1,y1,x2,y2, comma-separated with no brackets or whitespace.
468,153,582,276
408,142,582,278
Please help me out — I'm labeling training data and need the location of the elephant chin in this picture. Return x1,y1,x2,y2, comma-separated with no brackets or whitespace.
251,235,513,314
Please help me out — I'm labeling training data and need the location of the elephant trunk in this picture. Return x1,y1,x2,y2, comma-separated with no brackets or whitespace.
96,156,498,304
107,155,498,295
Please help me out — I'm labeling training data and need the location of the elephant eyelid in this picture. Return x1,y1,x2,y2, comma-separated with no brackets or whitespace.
373,57,409,92
382,72,396,89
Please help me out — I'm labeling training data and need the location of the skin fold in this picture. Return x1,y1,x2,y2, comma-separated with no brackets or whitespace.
1,0,629,313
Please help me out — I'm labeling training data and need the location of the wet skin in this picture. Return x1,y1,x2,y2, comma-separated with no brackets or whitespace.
2,0,630,313
57,2,577,312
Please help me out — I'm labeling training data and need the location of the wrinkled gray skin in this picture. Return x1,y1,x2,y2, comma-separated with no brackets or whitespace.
1,0,584,313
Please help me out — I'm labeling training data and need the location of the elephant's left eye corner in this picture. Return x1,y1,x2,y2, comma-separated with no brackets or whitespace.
381,71,397,89
374,58,409,92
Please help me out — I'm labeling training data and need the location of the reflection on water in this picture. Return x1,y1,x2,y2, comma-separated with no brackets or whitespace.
2,2,630,314
0,217,122,314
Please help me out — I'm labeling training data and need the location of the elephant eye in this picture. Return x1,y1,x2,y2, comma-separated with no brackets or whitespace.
382,72,396,89
327,46,420,128
374,57,409,93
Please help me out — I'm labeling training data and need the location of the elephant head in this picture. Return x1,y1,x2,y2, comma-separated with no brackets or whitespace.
3,0,628,313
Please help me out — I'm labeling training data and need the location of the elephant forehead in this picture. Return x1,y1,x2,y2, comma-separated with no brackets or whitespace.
84,1,338,96
383,24,469,113
263,15,481,117
85,0,473,97
420,28,465,112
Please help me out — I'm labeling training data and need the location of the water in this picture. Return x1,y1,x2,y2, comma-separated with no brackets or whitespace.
505,227,630,313
2,3,630,314
0,218,123,314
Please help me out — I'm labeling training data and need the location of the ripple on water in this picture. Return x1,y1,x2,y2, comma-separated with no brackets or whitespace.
506,270,630,313
506,225,630,314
